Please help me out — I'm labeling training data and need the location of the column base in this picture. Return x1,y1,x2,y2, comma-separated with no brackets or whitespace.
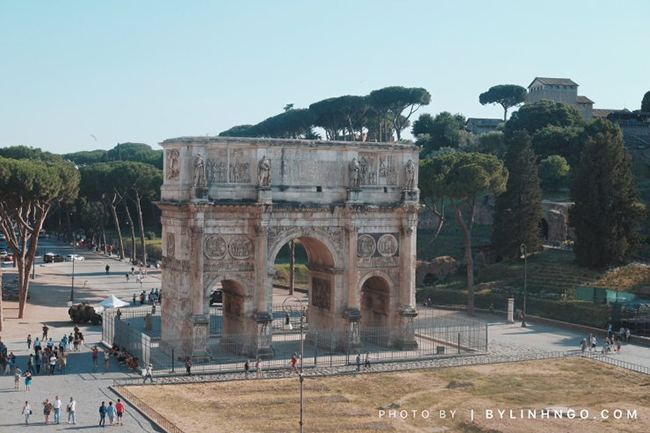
257,186,272,204
345,188,362,204
343,308,362,353
394,307,418,350
401,189,420,204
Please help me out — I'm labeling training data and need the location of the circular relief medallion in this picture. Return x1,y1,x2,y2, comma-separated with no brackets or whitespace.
357,234,376,258
204,235,227,259
229,235,253,260
377,234,398,257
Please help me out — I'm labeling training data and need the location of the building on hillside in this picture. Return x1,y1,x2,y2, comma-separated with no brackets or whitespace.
466,118,503,135
607,110,650,148
525,77,595,118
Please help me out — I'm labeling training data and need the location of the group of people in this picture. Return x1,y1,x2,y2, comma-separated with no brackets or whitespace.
109,344,140,371
581,326,632,355
20,396,127,427
125,267,149,287
133,288,162,306
21,396,83,425
98,399,126,427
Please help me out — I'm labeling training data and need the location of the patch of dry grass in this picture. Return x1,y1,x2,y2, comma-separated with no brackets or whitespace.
125,358,650,433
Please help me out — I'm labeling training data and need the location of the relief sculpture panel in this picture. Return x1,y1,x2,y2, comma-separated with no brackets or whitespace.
357,234,376,258
204,235,227,259
377,234,399,257
312,277,331,310
166,233,175,258
229,149,251,183
166,149,180,181
379,155,398,185
358,152,377,186
229,236,253,259
207,149,228,183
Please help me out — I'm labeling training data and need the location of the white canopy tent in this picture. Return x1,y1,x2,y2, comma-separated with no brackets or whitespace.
97,295,130,309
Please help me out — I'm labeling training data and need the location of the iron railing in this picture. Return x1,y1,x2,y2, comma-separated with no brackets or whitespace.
111,385,184,433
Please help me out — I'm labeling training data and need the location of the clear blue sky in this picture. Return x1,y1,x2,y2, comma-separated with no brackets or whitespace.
1,0,648,154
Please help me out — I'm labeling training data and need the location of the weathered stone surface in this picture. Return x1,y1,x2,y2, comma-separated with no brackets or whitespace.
158,137,421,358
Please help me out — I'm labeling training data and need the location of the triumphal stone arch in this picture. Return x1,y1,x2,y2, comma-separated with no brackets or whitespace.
158,136,420,360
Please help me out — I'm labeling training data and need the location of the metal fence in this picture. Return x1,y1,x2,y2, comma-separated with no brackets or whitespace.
111,385,183,433
103,306,488,374
584,353,650,376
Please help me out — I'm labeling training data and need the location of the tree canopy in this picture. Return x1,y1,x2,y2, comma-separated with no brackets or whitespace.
492,130,542,260
412,112,468,155
368,86,431,140
570,121,645,268
0,155,80,318
507,100,583,135
538,155,570,192
642,90,650,112
420,151,507,314
106,142,163,169
479,84,527,121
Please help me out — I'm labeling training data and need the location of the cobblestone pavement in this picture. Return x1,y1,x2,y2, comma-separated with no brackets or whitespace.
2,239,650,431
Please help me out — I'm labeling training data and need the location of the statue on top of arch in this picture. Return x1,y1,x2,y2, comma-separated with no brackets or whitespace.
258,155,271,187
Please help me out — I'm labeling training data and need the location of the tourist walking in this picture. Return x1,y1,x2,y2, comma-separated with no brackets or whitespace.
105,264,110,274
125,273,130,282
27,334,32,350
28,354,35,375
115,399,125,426
255,358,262,379
67,397,77,424
143,363,154,383
107,401,116,426
185,356,192,375
290,353,298,373
22,401,31,425
24,370,33,391
244,360,250,379
49,353,57,375
53,396,62,424
14,366,22,389
364,352,371,370
104,350,110,372
92,346,99,369
43,398,53,423
33,337,41,356
99,401,107,427
356,353,361,372
35,352,42,374
42,324,49,340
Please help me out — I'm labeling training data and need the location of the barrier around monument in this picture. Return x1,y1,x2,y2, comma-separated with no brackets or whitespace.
103,309,488,374
111,385,184,433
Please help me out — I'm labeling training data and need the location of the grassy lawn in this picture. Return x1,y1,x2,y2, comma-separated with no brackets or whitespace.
125,357,650,433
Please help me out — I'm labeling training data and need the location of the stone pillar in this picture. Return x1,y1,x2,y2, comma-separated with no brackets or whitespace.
344,225,361,352
507,297,515,323
394,224,418,349
189,223,210,361
254,223,273,358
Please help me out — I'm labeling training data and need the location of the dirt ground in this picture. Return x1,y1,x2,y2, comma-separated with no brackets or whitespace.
125,358,650,433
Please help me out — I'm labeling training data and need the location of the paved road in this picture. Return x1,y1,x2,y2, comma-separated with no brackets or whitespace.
1,238,161,431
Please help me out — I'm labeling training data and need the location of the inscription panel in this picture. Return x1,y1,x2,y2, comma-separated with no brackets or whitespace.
358,256,400,268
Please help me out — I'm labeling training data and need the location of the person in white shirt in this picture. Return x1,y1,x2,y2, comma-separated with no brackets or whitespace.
53,396,62,424
67,397,76,424
143,364,154,383
22,401,31,424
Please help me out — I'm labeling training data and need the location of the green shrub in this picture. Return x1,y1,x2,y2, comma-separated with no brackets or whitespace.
145,231,157,240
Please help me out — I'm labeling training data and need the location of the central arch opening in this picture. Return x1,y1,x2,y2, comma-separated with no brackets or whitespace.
271,234,338,335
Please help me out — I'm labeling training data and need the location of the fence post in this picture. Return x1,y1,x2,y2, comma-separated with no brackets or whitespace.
314,332,318,366
171,348,175,373
457,333,461,354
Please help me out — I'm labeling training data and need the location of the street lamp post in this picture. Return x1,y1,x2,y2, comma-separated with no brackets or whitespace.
520,243,527,328
283,296,307,433
70,234,76,305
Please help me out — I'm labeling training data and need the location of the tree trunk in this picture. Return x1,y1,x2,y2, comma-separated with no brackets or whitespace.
417,201,445,255
451,199,475,316
134,191,147,267
123,201,136,263
289,240,295,296
110,193,125,260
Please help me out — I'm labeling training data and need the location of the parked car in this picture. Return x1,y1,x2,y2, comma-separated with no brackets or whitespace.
44,253,65,263
66,254,85,262
209,289,223,307
0,249,7,259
